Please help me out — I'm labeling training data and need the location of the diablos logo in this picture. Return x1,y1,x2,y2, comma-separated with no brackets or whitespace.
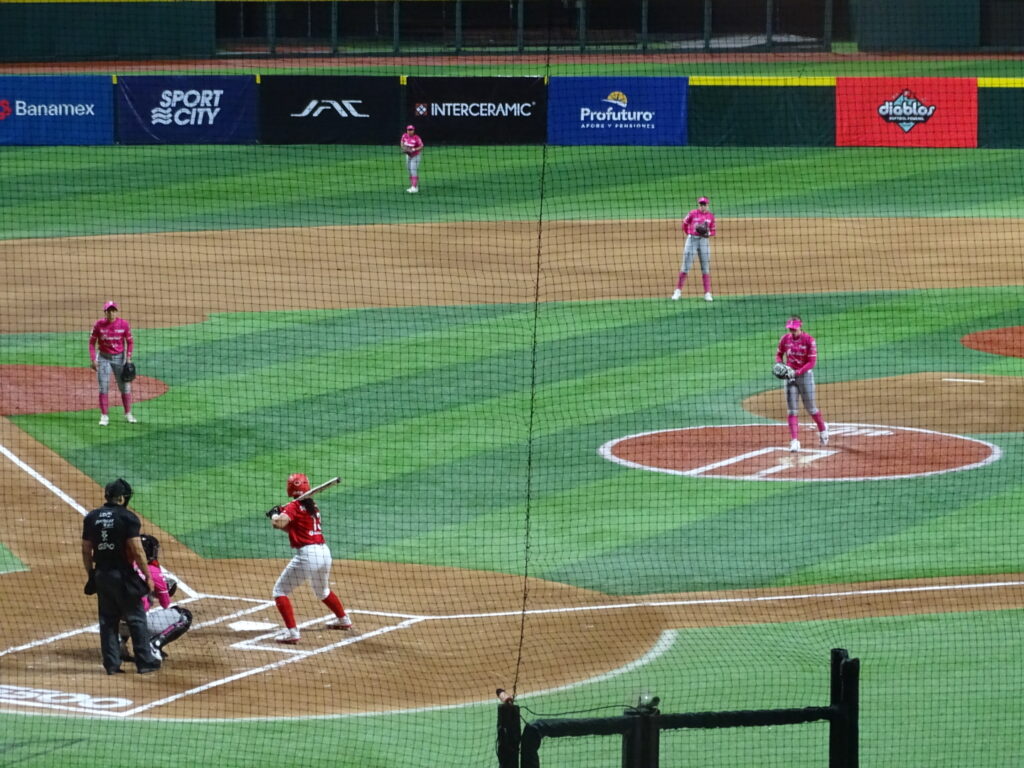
0,100,11,120
877,89,936,133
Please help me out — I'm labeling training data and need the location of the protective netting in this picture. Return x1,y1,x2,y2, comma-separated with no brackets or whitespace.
1,2,1024,768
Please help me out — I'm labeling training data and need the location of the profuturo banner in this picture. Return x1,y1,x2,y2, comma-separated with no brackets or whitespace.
836,77,977,148
405,77,547,145
547,76,688,146
117,75,258,145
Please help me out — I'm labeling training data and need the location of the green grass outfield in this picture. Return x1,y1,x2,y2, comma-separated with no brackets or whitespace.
2,134,1023,765
5,145,1024,239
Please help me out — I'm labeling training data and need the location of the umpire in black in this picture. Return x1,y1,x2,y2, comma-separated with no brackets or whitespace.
81,478,161,675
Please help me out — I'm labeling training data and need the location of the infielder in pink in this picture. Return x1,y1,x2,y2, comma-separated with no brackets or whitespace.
400,124,423,194
89,300,135,426
268,473,353,644
672,196,716,302
775,315,828,452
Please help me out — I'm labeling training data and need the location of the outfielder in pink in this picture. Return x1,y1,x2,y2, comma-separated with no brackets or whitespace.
268,473,353,644
775,316,828,451
400,125,423,193
673,197,717,302
89,301,135,426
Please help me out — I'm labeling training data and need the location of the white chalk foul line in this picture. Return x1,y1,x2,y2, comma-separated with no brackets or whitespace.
116,619,425,717
943,378,986,383
0,441,199,599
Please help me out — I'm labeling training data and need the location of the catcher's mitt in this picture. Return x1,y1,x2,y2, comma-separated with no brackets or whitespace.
772,362,795,380
694,222,710,237
121,362,137,382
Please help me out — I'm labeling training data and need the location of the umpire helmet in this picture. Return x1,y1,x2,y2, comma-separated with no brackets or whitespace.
287,473,311,498
140,533,160,563
104,478,133,504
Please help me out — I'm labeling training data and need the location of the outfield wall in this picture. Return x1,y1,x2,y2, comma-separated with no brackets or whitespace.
2,74,1023,147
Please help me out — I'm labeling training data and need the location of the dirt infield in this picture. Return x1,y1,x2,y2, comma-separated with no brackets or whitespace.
2,218,1023,720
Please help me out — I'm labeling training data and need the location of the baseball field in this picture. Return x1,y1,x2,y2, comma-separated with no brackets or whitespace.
2,52,1024,767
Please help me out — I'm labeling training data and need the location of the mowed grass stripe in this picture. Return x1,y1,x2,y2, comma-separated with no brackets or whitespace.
5,147,1024,240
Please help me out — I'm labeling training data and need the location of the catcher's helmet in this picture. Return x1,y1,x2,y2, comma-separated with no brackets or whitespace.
287,473,311,498
104,477,133,504
140,533,160,563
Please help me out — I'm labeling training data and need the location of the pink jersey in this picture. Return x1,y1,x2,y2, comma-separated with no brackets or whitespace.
280,499,326,548
142,562,172,611
776,332,817,376
89,317,133,362
400,133,423,157
682,209,716,237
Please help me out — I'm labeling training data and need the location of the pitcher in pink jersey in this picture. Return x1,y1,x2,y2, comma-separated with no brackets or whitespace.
775,315,828,451
89,300,136,426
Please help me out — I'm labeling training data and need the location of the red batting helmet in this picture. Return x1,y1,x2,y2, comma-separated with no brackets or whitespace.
287,473,311,498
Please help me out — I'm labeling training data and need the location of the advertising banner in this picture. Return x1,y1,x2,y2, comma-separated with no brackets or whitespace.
0,76,112,146
836,77,977,148
405,77,546,145
117,76,258,145
547,77,687,146
260,76,401,145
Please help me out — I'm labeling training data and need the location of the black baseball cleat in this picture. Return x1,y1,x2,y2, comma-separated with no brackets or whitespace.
137,665,160,675
106,668,125,675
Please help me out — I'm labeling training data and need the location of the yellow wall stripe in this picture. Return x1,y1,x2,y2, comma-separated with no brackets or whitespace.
689,76,836,87
978,78,1024,88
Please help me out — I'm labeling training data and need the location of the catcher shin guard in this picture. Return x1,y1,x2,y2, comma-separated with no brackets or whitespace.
153,607,192,649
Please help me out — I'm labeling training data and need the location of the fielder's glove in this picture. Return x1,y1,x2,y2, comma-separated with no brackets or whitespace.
772,362,795,381
265,505,282,519
694,222,710,237
122,362,137,382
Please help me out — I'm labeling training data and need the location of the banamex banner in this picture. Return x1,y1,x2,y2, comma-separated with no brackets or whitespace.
0,76,113,146
547,76,688,146
836,77,978,148
117,76,258,145
260,76,401,145
405,77,547,145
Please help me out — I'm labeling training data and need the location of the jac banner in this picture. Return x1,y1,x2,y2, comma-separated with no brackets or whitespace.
547,77,688,146
836,77,978,148
0,76,112,146
117,76,258,145
260,76,401,145
405,77,547,145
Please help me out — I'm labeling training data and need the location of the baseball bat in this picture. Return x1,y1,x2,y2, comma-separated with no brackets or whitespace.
293,476,341,502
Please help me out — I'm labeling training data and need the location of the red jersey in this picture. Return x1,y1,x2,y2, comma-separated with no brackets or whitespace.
776,332,817,376
280,499,326,548
89,317,133,362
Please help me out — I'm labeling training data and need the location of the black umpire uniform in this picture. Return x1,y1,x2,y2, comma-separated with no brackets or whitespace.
81,478,161,675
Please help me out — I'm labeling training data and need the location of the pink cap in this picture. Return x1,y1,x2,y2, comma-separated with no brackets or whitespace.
786,318,802,330
698,197,709,204
406,125,415,131
103,301,118,311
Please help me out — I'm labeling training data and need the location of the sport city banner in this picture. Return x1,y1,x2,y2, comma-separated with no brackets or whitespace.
836,77,978,148
405,77,546,145
547,76,687,146
260,76,401,145
0,76,113,146
117,76,258,145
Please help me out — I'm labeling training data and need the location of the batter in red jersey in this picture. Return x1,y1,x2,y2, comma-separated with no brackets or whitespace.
89,300,136,426
400,124,423,194
776,315,828,451
267,473,353,643
672,196,716,302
